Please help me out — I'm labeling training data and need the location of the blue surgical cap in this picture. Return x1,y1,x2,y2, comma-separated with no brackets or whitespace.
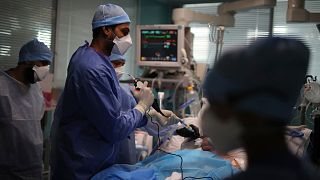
109,54,125,62
204,37,310,123
19,39,53,63
92,4,131,30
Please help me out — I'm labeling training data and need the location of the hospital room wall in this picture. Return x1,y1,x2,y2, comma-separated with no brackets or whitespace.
137,0,173,25
135,0,174,76
53,0,138,88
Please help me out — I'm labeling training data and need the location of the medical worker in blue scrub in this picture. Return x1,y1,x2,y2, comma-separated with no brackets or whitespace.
50,4,155,179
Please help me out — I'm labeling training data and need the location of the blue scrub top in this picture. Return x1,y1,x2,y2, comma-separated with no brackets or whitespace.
50,42,147,180
115,84,139,165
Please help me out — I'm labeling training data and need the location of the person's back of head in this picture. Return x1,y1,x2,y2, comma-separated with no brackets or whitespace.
201,37,310,156
204,37,309,123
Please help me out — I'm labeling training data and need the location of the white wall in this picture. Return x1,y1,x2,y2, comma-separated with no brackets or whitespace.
54,0,137,88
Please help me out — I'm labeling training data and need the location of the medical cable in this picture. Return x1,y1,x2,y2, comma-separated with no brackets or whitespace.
179,98,196,111
118,71,140,88
172,78,185,113
146,111,213,180
172,75,202,114
305,102,314,126
151,77,158,90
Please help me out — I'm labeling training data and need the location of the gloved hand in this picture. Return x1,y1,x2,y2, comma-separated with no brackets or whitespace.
133,86,154,114
147,109,180,126
135,81,148,89
131,81,149,99
176,124,200,140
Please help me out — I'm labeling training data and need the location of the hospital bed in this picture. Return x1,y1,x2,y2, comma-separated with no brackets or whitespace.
92,107,312,180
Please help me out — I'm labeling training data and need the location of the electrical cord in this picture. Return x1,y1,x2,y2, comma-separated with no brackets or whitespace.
146,111,213,180
306,102,315,126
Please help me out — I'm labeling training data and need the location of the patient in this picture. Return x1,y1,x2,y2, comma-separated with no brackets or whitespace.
171,98,247,170
92,37,319,180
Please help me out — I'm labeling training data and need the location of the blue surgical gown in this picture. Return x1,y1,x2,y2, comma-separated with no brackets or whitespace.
115,84,139,165
50,42,147,180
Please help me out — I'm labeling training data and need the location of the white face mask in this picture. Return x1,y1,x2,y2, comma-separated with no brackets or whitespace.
114,66,124,79
200,104,243,154
112,34,132,55
33,65,50,82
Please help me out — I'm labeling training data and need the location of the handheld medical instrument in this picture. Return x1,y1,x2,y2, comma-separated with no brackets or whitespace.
152,100,168,117
176,117,194,133
134,79,169,118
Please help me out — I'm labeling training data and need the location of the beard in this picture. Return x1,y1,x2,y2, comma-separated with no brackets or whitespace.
24,67,36,84
105,40,115,56
100,31,115,56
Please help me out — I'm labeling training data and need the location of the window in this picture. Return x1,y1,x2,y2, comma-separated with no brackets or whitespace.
185,0,320,78
273,0,320,78
184,3,270,64
0,0,56,70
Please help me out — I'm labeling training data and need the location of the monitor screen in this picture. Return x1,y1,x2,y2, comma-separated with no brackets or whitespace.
140,29,178,62
136,25,184,68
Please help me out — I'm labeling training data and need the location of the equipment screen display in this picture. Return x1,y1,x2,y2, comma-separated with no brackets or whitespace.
140,29,178,62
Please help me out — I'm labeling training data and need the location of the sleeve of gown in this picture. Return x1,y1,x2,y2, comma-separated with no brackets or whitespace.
127,86,148,128
77,69,147,143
